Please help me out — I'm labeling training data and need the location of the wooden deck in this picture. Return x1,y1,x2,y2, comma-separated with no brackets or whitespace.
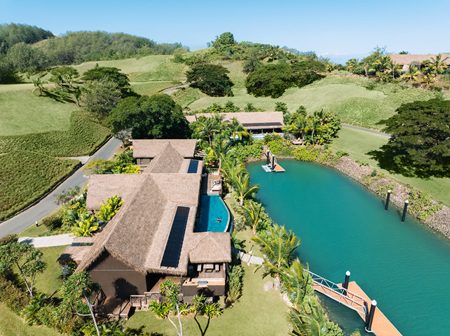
273,163,285,172
313,280,402,336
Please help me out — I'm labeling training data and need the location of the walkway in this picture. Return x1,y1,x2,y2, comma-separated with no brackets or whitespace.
310,271,401,336
0,137,122,238
18,234,74,248
237,251,263,265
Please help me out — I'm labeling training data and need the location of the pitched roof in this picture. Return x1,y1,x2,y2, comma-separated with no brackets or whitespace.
145,143,186,173
132,139,197,158
189,232,232,263
78,173,231,275
186,112,284,130
389,54,450,65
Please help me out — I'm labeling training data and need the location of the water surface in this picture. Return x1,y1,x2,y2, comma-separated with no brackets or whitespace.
248,160,450,336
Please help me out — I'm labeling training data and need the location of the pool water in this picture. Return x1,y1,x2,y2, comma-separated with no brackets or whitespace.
248,160,450,336
195,195,230,232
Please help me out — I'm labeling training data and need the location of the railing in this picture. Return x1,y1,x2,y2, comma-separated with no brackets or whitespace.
130,292,162,308
307,270,368,317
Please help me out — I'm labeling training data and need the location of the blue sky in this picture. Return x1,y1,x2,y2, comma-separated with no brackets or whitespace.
1,0,449,61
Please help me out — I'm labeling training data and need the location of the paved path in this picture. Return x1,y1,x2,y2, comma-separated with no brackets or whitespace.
0,137,122,238
237,251,264,265
342,123,390,139
18,234,74,247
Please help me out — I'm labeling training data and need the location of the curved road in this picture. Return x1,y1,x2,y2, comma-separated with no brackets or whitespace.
0,137,122,238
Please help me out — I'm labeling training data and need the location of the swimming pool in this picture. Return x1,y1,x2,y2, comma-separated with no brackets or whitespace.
195,195,230,232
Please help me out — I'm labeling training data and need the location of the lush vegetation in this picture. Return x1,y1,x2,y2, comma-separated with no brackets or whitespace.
0,152,79,220
87,149,140,174
246,62,324,98
109,94,191,139
370,98,450,178
345,48,449,90
284,106,341,144
0,23,53,53
186,63,234,96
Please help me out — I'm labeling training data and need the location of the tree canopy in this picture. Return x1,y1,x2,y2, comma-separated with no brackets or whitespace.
0,23,53,53
82,65,131,96
186,63,234,96
246,62,323,98
109,94,191,139
370,99,450,177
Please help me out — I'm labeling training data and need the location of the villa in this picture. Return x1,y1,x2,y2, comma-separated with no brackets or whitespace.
60,140,231,318
389,53,450,72
186,111,284,134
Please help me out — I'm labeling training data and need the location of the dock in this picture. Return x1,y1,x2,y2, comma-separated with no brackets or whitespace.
308,271,402,336
262,147,285,173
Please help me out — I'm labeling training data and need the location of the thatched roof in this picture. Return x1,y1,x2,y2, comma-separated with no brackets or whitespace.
145,143,186,173
186,112,284,130
132,139,197,158
86,174,145,210
390,54,450,66
77,172,230,276
189,232,231,263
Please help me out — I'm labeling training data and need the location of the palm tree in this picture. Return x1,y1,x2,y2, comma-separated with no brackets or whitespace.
219,155,244,192
243,200,270,234
193,295,223,336
252,225,300,286
281,259,309,309
401,64,421,83
429,54,449,74
233,171,259,206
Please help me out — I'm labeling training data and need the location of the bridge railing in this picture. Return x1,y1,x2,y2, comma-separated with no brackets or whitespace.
306,270,368,316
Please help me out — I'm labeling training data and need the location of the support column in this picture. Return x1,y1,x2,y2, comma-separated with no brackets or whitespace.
342,271,350,296
365,300,377,332
384,189,392,210
271,154,276,169
401,200,409,222
266,150,270,164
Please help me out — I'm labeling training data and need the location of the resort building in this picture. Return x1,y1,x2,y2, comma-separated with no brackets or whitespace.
389,53,450,72
60,140,231,318
186,111,284,134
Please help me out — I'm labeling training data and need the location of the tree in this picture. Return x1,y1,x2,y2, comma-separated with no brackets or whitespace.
109,94,191,139
252,225,300,286
0,59,17,83
281,259,308,308
82,79,122,117
242,56,262,74
49,66,82,105
151,280,184,336
6,42,48,73
82,65,132,96
275,101,288,113
0,23,53,53
193,294,223,336
370,99,450,178
233,170,259,206
243,200,271,234
428,54,449,74
190,114,223,146
225,264,244,306
0,235,46,298
186,63,234,96
211,32,236,50
246,63,295,98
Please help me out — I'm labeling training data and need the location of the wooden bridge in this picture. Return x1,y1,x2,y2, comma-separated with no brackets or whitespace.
307,271,402,336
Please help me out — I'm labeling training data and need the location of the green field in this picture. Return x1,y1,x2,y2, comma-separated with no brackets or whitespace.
0,152,79,220
331,127,450,206
73,54,187,82
127,264,289,336
0,85,76,136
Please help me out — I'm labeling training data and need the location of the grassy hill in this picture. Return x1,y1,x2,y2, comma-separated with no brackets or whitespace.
179,61,437,129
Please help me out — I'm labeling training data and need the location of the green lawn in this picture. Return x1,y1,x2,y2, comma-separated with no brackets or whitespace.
0,303,61,336
0,85,76,136
35,246,66,295
126,264,289,336
131,80,177,96
331,127,450,206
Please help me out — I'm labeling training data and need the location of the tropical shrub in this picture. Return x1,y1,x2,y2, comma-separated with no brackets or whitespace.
226,264,244,306
96,196,123,222
71,213,99,237
0,276,30,313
